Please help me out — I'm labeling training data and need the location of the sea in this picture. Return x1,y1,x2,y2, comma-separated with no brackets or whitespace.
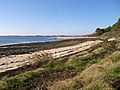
0,36,57,46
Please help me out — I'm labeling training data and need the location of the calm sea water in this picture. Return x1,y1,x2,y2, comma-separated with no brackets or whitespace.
0,36,57,46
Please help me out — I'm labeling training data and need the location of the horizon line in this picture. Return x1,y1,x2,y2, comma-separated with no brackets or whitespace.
0,34,83,36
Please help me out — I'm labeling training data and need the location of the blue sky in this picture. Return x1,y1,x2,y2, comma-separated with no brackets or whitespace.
0,0,119,35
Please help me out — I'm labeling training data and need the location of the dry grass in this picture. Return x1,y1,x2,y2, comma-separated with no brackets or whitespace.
49,51,120,90
25,52,53,67
0,41,119,90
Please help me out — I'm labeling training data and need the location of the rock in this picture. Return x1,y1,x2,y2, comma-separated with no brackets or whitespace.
108,38,116,41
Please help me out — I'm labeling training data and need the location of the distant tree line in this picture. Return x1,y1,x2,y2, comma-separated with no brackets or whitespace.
95,26,111,35
95,18,120,36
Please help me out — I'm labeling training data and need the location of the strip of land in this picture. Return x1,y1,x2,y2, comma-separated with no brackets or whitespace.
0,40,101,73
0,38,98,57
57,36,97,40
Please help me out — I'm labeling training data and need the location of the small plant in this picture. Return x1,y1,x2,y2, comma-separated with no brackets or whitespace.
26,52,53,67
33,52,53,62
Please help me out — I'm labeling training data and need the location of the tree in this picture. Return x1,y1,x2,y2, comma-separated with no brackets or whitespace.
118,18,120,23
104,26,111,32
95,28,105,35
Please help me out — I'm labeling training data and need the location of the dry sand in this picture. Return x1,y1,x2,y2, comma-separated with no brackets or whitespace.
0,40,101,73
57,36,97,40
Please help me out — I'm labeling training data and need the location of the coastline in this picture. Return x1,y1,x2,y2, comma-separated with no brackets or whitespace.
57,36,98,40
0,40,101,73
0,37,98,57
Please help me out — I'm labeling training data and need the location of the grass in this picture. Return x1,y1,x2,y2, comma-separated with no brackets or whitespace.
67,54,93,72
84,83,105,90
0,40,119,90
110,53,120,62
49,76,83,90
0,58,78,90
0,68,44,90
67,47,107,72
105,65,120,90
45,61,66,72
49,47,120,90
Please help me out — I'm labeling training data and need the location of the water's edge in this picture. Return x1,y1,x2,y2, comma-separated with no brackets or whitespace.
0,36,57,46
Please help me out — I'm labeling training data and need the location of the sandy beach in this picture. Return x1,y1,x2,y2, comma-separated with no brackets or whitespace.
0,38,97,57
57,36,98,40
0,40,101,73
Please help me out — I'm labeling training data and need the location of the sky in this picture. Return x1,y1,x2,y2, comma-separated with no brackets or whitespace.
0,0,119,35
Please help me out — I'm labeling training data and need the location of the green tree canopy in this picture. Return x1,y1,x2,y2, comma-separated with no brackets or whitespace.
95,28,105,35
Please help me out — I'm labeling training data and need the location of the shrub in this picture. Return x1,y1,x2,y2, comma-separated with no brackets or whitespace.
26,52,53,68
95,28,105,35
68,54,93,72
30,52,53,63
